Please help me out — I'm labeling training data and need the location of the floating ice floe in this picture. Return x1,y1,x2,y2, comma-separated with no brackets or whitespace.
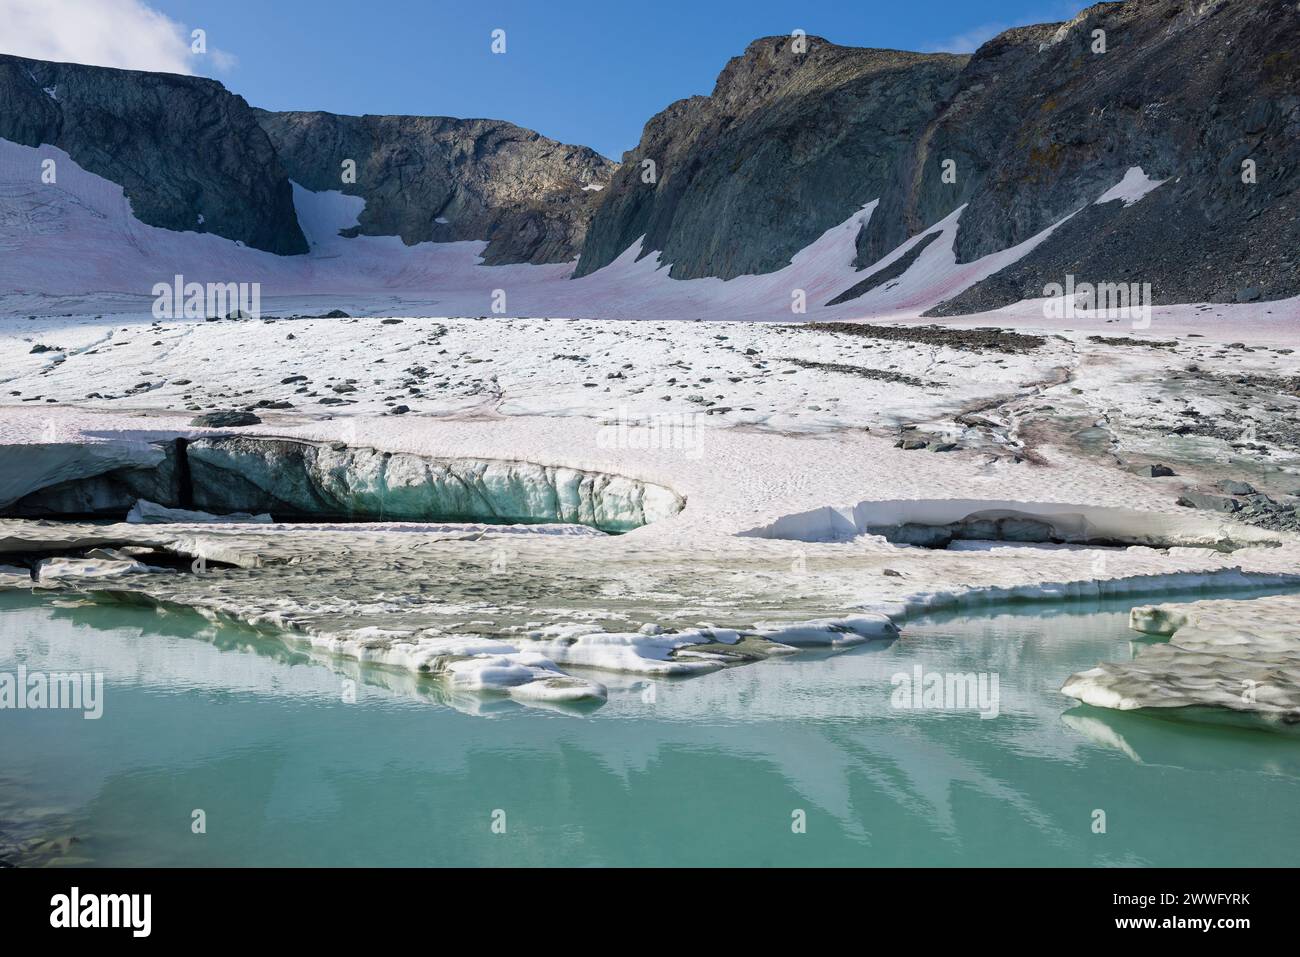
1061,594,1300,732
519,623,798,675
351,634,608,701
0,564,33,586
35,553,155,582
439,652,607,702
750,615,899,647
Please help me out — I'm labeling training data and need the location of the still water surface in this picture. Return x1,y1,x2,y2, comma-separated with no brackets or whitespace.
1,589,1297,866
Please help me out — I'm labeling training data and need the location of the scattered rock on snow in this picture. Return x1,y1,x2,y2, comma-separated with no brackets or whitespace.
190,410,262,428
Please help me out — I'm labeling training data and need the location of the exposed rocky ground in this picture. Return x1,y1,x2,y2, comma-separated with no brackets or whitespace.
787,322,1048,353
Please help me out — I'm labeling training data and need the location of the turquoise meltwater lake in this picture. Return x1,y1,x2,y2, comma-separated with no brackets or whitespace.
2,588,1298,867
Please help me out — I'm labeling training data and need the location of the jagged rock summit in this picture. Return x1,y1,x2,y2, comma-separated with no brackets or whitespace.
0,0,1296,310
577,0,1300,306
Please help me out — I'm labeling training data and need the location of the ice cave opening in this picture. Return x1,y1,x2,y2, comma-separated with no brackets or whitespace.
741,499,1283,552
0,436,684,533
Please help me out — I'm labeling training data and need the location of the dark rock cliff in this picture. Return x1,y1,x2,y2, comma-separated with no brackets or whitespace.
576,0,1300,307
0,53,308,255
923,0,1300,311
254,110,615,265
574,38,966,279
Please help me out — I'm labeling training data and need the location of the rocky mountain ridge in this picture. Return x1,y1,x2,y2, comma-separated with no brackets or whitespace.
255,110,614,265
573,40,966,280
577,0,1299,306
1,0,1296,309
0,53,612,265
0,53,307,255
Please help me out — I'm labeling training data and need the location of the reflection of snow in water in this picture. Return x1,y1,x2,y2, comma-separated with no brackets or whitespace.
5,591,1299,867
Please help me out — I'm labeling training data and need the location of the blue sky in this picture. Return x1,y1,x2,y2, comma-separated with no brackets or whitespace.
52,0,1084,159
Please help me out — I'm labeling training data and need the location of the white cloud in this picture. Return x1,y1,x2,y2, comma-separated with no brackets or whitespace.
0,0,235,75
209,49,240,73
925,3,1084,54
927,22,1014,54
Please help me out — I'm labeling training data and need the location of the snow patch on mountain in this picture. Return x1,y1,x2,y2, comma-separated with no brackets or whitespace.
1094,167,1167,207
0,138,1077,321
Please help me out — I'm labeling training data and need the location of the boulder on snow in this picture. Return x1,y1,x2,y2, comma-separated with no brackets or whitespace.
1177,492,1240,513
190,410,261,428
1219,480,1257,496
1125,463,1175,478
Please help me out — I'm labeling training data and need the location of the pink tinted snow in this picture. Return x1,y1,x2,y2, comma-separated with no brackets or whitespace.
1,140,1296,331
